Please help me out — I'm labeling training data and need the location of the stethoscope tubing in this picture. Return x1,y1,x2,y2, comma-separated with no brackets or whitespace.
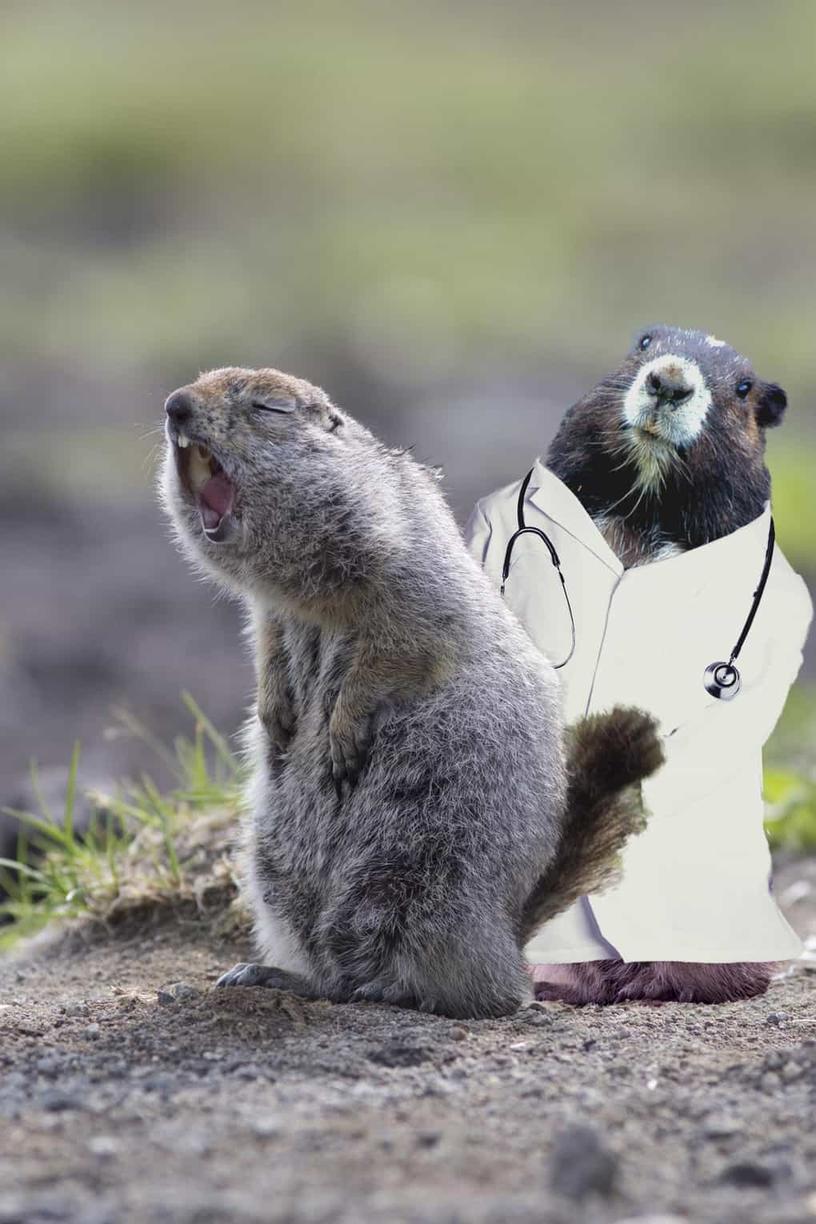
500,467,775,699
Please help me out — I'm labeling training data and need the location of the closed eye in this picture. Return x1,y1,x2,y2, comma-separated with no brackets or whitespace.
251,398,296,414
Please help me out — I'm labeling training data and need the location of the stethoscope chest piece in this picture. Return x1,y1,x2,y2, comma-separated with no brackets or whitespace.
703,661,741,701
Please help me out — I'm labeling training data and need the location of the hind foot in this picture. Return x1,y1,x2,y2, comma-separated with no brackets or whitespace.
216,963,319,997
531,963,605,1006
530,960,774,1005
609,960,774,1004
350,979,424,1009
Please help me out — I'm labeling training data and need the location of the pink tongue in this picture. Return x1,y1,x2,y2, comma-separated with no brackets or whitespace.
198,472,233,530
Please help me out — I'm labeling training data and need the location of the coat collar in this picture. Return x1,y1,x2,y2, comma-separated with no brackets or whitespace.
527,457,773,583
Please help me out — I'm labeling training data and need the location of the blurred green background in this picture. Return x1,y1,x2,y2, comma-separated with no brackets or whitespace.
0,0,814,840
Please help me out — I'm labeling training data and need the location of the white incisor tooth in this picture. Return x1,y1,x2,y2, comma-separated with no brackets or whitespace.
177,433,191,449
189,445,212,490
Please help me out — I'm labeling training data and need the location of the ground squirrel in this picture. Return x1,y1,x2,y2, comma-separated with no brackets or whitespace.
160,366,663,1018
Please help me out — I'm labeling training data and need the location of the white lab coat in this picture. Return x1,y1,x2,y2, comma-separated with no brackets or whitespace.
466,459,813,963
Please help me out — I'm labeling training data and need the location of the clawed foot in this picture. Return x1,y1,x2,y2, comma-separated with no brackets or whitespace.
329,708,373,795
532,980,578,1004
260,694,297,759
216,963,316,997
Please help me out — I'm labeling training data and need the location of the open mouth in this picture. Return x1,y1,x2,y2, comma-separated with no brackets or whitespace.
172,431,236,542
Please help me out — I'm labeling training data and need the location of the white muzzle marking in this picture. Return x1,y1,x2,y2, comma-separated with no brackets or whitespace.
622,354,711,449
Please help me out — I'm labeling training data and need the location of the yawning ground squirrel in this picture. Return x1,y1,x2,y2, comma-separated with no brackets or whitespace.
160,365,663,1018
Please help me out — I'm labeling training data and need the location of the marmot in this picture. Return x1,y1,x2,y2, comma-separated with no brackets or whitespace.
159,366,663,1019
467,324,810,1004
548,326,788,569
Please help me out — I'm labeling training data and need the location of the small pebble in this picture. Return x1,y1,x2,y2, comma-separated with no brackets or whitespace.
35,1055,63,1077
41,1089,83,1113
765,1011,791,1026
702,1115,742,1139
615,1217,688,1224
59,1001,88,1017
368,1043,433,1068
550,1124,618,1200
721,1160,776,1188
85,1023,101,1040
87,1135,118,1159
525,1012,554,1027
449,1026,469,1042
157,982,201,1006
228,1062,266,1081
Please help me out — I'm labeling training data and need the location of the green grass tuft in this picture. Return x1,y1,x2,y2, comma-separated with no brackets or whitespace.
764,768,816,855
763,682,816,854
1,684,813,954
0,702,245,952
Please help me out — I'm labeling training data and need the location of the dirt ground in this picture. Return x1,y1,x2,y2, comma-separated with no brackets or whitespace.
1,859,815,1224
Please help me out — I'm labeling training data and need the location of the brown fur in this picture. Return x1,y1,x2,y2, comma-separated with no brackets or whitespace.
547,325,786,562
521,709,663,940
540,325,788,1004
534,959,774,1005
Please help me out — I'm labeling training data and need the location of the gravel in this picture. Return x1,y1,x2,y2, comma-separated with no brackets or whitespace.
0,860,815,1223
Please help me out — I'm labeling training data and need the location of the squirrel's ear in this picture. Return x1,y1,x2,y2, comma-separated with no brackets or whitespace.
756,382,787,429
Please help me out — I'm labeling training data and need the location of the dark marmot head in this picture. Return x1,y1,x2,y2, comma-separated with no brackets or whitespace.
547,325,788,548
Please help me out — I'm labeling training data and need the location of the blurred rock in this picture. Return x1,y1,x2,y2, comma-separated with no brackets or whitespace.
549,1123,618,1200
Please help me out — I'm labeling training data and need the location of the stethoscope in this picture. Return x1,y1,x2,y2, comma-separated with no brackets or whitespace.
500,468,776,701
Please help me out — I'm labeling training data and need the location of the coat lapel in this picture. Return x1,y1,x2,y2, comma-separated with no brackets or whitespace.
527,460,623,574
527,457,772,599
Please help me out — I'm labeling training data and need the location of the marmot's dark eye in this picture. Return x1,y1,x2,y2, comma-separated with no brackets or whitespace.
736,380,753,399
639,334,652,351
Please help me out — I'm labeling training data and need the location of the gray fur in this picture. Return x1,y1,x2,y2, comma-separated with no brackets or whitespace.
159,366,660,1018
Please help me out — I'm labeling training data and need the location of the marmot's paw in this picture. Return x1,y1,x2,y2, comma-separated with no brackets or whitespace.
329,708,373,794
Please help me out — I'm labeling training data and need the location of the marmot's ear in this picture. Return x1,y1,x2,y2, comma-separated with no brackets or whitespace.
756,382,787,429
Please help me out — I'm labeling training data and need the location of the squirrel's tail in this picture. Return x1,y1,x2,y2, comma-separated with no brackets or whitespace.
519,707,664,943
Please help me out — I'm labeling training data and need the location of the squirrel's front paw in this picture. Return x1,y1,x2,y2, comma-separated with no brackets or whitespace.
328,704,373,794
260,691,297,757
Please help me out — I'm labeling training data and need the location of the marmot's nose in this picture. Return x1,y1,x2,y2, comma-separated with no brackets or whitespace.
647,368,692,406
165,388,195,426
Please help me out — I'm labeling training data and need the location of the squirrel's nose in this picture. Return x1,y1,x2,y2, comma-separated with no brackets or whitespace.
646,368,692,406
165,388,195,426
